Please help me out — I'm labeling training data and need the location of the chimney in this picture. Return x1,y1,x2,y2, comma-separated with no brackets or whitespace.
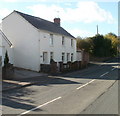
54,18,60,26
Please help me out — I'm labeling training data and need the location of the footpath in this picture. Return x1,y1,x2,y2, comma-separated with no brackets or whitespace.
2,68,49,92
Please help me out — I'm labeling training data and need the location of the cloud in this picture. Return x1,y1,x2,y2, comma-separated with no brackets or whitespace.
28,1,115,24
28,4,64,22
1,0,47,2
0,8,11,21
68,28,94,37
1,0,119,2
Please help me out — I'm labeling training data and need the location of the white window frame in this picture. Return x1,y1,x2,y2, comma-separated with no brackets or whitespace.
62,52,65,62
71,39,73,47
67,53,70,62
62,36,65,46
50,34,53,46
50,52,54,60
71,53,73,62
43,52,48,63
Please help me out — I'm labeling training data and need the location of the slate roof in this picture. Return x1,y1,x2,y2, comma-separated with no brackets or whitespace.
15,11,75,38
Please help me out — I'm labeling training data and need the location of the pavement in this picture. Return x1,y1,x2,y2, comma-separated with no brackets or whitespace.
2,68,49,92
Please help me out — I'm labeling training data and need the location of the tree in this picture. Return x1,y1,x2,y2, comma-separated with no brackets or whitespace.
77,37,92,53
105,33,119,56
4,51,9,65
76,32,119,58
90,34,112,57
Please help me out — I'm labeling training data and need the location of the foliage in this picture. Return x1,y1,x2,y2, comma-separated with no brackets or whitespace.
105,33,119,56
4,51,9,65
76,33,119,57
77,37,92,52
90,34,112,57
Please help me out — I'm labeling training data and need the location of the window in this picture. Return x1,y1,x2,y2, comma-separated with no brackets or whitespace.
67,53,70,62
62,52,65,62
50,34,53,45
62,36,65,45
71,53,73,62
50,52,54,60
43,52,48,63
71,39,73,47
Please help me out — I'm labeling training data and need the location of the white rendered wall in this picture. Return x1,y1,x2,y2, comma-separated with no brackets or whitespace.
0,34,2,57
39,30,77,64
76,51,82,61
0,31,14,66
2,12,40,71
0,24,2,57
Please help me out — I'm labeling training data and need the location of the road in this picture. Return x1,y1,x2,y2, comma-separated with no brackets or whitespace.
2,58,119,115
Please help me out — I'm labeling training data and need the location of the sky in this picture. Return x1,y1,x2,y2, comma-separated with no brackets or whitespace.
0,0,118,38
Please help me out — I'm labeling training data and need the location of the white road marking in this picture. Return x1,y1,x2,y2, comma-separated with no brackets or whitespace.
18,96,62,116
111,68,116,71
100,72,109,77
76,79,95,90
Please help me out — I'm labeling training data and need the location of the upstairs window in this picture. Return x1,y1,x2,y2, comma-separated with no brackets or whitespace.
71,39,73,47
62,36,65,45
50,34,53,45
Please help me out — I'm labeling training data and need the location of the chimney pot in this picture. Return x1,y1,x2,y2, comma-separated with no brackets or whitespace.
54,18,60,26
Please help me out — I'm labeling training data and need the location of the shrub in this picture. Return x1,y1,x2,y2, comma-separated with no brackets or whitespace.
4,51,9,65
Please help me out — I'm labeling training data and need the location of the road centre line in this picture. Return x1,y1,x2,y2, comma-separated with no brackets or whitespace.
18,96,62,116
76,79,95,90
76,70,111,90
100,72,109,77
18,67,115,115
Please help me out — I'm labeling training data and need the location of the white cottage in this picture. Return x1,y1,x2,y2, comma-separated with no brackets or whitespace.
2,10,77,71
0,29,13,66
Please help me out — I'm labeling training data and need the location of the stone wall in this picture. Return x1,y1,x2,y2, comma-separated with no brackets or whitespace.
41,51,89,74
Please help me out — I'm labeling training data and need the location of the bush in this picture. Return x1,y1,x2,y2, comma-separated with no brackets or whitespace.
4,51,9,65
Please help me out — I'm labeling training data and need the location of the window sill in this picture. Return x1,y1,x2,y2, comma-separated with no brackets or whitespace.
50,45,54,47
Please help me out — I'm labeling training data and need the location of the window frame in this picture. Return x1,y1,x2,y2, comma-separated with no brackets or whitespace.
62,36,65,46
71,53,73,62
71,39,73,47
50,52,54,60
62,52,65,62
67,53,70,62
43,52,48,63
50,34,53,46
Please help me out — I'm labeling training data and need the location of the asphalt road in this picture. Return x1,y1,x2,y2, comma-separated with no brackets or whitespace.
2,58,119,115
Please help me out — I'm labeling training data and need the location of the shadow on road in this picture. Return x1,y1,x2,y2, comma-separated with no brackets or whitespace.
2,76,82,114
58,58,119,81
2,87,42,114
3,87,42,111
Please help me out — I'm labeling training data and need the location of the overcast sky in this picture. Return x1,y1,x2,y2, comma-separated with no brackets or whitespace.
0,0,118,37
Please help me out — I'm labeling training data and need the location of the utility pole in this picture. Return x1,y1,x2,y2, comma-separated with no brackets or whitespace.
97,25,99,35
56,10,59,18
